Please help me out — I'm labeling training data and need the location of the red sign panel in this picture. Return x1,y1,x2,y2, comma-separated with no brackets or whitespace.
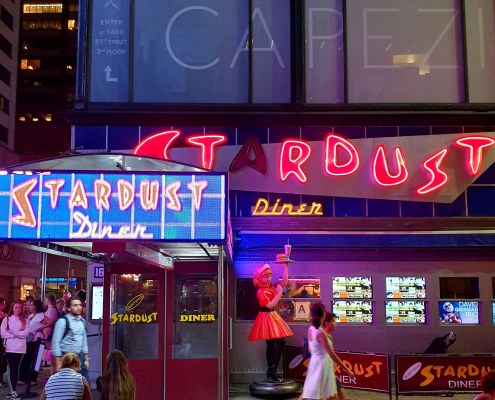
284,346,390,393
396,355,495,394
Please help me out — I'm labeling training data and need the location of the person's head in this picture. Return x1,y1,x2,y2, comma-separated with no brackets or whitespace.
323,312,337,334
0,297,6,311
66,296,83,316
76,290,87,303
63,290,72,301
61,352,80,371
480,370,495,394
102,350,135,400
310,302,326,328
253,264,272,287
45,293,56,307
56,298,65,312
10,300,25,318
25,295,34,303
30,299,45,314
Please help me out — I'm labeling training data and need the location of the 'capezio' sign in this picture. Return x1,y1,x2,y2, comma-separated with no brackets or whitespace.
0,171,227,242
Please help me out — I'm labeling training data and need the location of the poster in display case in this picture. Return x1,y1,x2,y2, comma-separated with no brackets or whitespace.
385,277,426,299
438,301,480,324
385,300,427,324
332,300,373,324
332,277,372,299
492,301,495,324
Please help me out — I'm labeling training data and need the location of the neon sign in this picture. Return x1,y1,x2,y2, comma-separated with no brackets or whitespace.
252,198,323,216
134,131,495,203
0,171,227,241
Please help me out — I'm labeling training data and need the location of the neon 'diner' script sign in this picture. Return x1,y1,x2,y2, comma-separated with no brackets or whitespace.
0,171,227,241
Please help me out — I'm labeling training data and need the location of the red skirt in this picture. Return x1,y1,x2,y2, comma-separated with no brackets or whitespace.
248,311,293,341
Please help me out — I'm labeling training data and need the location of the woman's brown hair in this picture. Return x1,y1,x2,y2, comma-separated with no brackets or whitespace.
99,350,135,400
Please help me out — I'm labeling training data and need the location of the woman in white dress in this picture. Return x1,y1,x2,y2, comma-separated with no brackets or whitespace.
322,312,353,400
301,303,353,400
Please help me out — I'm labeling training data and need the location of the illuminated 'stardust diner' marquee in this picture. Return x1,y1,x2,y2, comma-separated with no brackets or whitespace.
0,171,227,241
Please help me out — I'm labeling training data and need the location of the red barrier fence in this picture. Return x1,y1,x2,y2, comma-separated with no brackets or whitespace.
396,354,495,394
284,345,391,393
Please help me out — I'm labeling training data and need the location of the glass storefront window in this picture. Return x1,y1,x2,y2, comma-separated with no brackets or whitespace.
236,277,320,322
109,273,159,360
173,277,218,359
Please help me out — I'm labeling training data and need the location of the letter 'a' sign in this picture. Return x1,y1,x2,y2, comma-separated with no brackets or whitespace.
0,171,227,242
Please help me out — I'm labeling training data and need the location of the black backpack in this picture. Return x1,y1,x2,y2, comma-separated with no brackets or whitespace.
48,314,86,341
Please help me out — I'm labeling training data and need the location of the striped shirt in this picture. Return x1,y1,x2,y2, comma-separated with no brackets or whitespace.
44,368,84,400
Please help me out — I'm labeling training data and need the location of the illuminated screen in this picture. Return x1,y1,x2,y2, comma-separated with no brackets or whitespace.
386,277,426,299
332,277,372,299
439,301,479,324
0,171,227,242
91,285,104,320
493,302,495,324
385,301,426,324
332,301,373,324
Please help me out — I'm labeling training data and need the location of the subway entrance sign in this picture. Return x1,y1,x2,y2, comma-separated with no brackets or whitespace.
0,171,227,242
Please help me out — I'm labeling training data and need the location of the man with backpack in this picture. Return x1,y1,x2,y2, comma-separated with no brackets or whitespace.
50,297,89,381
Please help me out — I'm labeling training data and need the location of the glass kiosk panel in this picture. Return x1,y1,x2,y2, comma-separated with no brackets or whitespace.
109,273,159,360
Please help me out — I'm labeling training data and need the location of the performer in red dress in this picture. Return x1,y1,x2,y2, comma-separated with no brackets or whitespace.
248,260,293,381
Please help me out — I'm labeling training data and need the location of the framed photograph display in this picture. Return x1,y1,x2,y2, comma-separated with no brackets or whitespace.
386,277,426,299
332,300,373,324
438,301,480,324
385,300,427,324
332,277,372,299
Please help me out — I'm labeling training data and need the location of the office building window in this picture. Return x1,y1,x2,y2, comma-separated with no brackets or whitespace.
23,19,61,29
0,95,9,115
0,124,7,144
23,3,63,13
0,64,10,86
68,19,77,30
20,59,41,70
0,6,14,30
0,33,11,57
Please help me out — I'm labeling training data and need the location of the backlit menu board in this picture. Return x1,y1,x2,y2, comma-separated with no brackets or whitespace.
439,301,480,324
332,301,373,324
332,277,372,299
385,301,426,324
386,277,426,299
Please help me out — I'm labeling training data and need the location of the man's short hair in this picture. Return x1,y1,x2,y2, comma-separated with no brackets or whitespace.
66,296,82,309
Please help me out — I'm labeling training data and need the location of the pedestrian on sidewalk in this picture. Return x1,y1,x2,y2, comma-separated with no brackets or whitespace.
474,370,495,400
300,303,353,400
322,312,353,400
0,300,30,399
96,350,135,400
51,297,89,382
0,297,8,388
40,352,91,400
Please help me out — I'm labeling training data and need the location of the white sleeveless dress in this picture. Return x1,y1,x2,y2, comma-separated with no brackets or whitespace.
301,326,336,399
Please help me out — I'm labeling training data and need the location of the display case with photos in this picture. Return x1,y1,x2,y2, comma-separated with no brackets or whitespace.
235,277,320,322
385,300,426,324
282,278,320,299
438,300,480,324
492,301,495,325
332,277,372,299
332,300,373,324
386,277,426,299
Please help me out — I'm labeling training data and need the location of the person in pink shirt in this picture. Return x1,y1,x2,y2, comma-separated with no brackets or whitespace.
1,300,30,399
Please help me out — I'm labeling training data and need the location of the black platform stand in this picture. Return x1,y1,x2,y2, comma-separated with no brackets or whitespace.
20,339,43,399
249,379,301,398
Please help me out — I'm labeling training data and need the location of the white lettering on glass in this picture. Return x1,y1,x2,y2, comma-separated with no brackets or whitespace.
230,8,285,69
166,6,220,70
307,8,343,69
